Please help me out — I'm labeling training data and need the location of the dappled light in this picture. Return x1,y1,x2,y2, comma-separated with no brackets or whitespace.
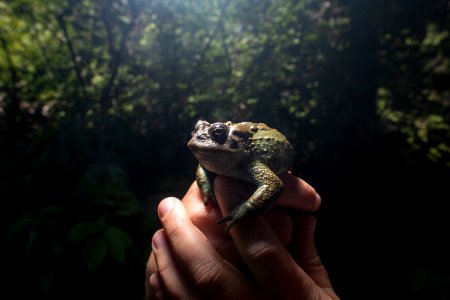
1,0,449,299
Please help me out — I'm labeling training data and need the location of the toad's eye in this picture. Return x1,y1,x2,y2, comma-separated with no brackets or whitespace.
209,123,229,144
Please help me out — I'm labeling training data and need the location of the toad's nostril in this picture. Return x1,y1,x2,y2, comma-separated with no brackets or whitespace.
197,133,209,140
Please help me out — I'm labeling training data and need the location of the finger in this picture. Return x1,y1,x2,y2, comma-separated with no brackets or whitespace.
148,271,164,300
182,176,317,267
152,229,195,299
184,179,294,270
292,215,336,294
157,197,257,299
181,182,242,266
182,181,228,237
145,252,158,299
227,216,318,299
277,174,321,212
212,174,320,215
214,176,294,241
262,207,293,245
214,182,317,299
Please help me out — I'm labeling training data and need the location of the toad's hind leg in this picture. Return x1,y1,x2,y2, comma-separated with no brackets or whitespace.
217,163,284,230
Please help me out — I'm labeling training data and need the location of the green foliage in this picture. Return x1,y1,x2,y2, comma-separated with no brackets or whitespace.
1,0,449,299
67,221,133,269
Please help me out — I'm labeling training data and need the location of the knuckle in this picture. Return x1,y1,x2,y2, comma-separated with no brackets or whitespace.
191,260,224,290
246,240,283,270
299,282,317,299
303,253,327,274
306,253,323,267
155,256,171,274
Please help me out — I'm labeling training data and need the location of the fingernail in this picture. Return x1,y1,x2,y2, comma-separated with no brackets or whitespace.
158,197,176,218
152,230,165,250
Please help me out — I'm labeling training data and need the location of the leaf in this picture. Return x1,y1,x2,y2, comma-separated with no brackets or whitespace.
114,204,139,216
41,269,55,293
7,214,33,240
83,237,108,271
40,205,64,217
25,226,38,256
104,226,132,263
67,222,103,244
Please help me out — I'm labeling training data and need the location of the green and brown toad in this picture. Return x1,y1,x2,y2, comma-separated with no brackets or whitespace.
187,120,295,229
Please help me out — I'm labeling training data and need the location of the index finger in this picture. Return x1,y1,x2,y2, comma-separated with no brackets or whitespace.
156,197,259,299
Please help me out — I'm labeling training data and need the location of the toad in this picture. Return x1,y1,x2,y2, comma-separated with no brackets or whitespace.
187,120,295,229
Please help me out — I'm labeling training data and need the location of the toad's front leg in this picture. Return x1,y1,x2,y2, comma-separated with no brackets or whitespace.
217,162,284,230
195,164,217,205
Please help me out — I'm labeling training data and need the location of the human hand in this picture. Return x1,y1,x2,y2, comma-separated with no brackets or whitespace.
146,175,339,299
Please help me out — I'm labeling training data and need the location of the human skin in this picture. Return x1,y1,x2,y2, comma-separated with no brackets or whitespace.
146,174,340,300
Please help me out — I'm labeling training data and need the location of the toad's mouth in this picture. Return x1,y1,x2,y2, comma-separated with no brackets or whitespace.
188,143,236,154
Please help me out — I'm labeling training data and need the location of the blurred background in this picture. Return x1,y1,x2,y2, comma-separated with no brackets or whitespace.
1,0,449,299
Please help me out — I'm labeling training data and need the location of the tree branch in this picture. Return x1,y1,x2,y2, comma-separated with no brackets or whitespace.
0,33,20,120
99,0,140,113
186,0,232,93
56,7,90,104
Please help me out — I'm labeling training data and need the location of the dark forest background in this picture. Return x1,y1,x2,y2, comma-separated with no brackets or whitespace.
1,0,449,299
